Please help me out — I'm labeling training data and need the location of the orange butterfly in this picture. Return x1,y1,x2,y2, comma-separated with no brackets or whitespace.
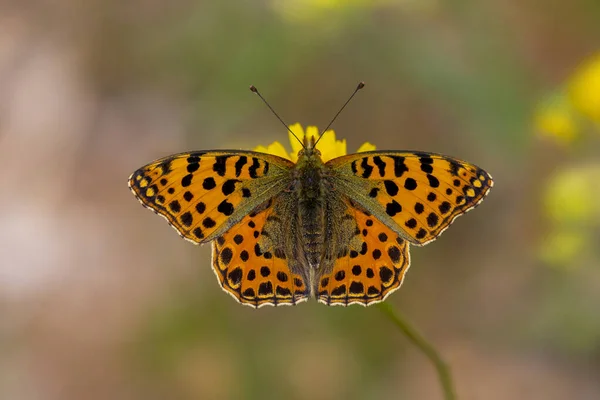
129,86,493,308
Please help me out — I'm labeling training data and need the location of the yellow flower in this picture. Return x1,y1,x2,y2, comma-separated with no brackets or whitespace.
544,164,600,224
534,95,578,143
539,164,600,268
534,52,600,143
254,123,375,162
568,53,600,124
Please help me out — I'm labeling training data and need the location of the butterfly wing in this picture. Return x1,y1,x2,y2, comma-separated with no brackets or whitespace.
326,151,493,246
317,200,410,306
212,198,310,308
129,151,294,243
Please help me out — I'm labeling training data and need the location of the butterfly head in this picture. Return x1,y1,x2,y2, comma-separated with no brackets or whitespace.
297,134,322,160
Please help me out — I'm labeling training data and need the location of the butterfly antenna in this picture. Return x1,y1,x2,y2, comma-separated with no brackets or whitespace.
314,81,365,147
250,85,304,148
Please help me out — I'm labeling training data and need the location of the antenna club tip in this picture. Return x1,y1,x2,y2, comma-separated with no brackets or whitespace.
249,85,258,93
357,82,365,90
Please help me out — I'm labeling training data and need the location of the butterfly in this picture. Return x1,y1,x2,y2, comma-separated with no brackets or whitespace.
129,130,493,308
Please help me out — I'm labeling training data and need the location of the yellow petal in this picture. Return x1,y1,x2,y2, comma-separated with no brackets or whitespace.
256,124,379,162
357,142,377,152
305,126,319,142
315,129,338,161
334,137,347,158
254,141,291,160
288,123,305,162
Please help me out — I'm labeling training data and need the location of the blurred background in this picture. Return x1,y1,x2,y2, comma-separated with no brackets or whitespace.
1,1,600,399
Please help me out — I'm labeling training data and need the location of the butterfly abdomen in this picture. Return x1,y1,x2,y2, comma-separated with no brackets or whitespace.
295,156,327,272
299,199,325,270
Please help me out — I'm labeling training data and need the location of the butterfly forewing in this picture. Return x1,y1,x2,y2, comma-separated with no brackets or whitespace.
128,151,294,244
326,151,493,246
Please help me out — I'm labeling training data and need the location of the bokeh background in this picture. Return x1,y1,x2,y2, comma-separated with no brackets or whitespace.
1,1,600,399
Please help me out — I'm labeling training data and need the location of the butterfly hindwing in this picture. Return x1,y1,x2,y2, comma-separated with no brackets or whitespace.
326,151,493,245
317,200,410,306
129,151,294,244
212,199,309,308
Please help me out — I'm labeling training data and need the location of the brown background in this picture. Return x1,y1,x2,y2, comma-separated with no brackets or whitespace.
1,1,599,399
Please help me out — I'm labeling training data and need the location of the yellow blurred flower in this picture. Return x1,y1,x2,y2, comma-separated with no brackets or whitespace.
568,53,600,124
254,123,375,162
544,165,600,224
534,96,578,143
540,164,600,268
535,52,600,143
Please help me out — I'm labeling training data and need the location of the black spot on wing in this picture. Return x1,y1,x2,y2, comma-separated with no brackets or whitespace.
169,200,181,213
427,174,440,188
180,211,193,227
203,177,216,190
349,281,364,295
419,156,434,174
213,156,229,177
372,156,386,177
404,178,417,190
258,281,274,296
388,246,401,263
234,156,247,177
248,157,261,178
385,200,402,216
187,162,199,173
384,180,399,196
331,285,347,297
220,247,233,266
193,227,204,239
405,218,417,229
360,158,373,178
222,179,240,196
202,217,216,228
414,202,424,214
379,266,394,284
217,200,234,216
393,156,409,177
227,267,243,286
427,212,439,227
181,174,193,187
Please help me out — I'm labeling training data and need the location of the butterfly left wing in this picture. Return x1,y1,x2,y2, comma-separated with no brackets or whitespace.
326,151,493,246
129,150,294,244
211,197,310,308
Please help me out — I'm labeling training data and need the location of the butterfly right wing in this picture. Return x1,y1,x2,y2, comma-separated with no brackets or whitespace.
317,199,410,306
128,150,295,244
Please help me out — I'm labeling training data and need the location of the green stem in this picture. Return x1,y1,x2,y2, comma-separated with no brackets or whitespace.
377,302,456,400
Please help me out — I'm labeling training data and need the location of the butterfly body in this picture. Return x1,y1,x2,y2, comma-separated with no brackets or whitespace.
129,134,493,308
